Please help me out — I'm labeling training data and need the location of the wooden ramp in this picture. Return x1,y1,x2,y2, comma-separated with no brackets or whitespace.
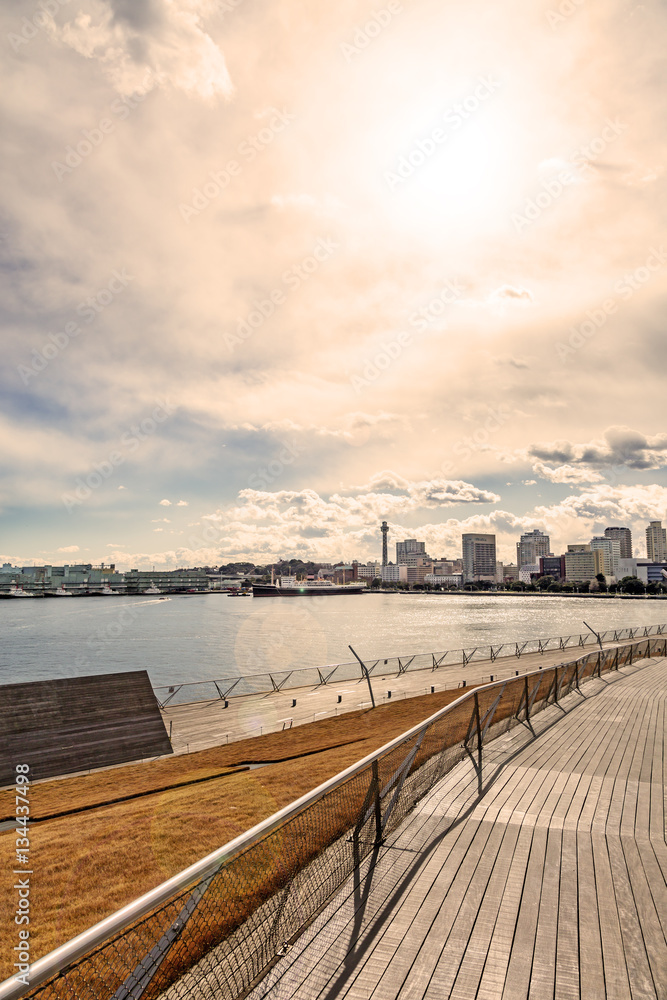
0,670,172,785
247,658,667,1000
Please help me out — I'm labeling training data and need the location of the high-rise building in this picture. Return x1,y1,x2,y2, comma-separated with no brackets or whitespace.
590,536,620,577
646,521,667,562
381,521,389,566
462,533,497,582
604,526,632,560
516,529,551,568
396,538,428,564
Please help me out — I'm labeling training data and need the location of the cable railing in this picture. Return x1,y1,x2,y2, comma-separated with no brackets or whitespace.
153,622,667,708
2,634,665,1000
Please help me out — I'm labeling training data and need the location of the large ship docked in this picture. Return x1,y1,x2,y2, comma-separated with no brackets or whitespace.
252,579,366,597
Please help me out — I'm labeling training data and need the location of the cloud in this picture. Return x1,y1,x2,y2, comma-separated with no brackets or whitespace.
57,545,80,553
176,500,189,506
321,475,500,511
489,285,533,305
151,518,171,522
495,355,530,369
529,426,667,474
529,441,575,464
159,499,172,506
530,485,667,554
52,0,233,100
349,471,410,493
533,462,605,485
95,480,667,570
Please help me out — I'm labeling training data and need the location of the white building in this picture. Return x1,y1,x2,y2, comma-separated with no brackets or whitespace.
590,536,620,577
381,564,408,583
425,573,463,588
617,558,667,585
646,521,667,562
519,563,541,584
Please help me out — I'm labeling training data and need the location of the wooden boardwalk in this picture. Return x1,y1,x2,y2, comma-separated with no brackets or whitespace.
246,658,667,1000
163,637,644,755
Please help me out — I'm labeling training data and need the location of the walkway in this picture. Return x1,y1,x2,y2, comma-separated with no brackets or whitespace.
162,636,645,755
246,657,667,999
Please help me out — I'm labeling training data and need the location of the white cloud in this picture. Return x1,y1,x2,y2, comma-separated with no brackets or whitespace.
176,500,189,506
159,499,172,506
533,462,605,485
57,545,80,553
52,0,233,100
534,484,667,525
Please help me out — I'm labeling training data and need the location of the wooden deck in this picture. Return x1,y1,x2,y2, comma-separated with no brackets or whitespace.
162,637,644,755
246,657,667,1000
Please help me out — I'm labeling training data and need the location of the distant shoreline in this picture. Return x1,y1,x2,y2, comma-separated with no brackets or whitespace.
371,590,663,600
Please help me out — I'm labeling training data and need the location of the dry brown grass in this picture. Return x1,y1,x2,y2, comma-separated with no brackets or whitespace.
0,686,476,981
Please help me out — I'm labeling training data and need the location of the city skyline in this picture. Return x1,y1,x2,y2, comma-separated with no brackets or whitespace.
2,1,667,570
6,517,663,576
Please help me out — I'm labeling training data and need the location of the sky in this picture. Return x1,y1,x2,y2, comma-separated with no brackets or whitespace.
2,0,667,570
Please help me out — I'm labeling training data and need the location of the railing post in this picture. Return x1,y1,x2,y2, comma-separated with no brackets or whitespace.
524,674,530,722
553,667,559,704
349,645,376,708
473,691,481,749
372,760,382,845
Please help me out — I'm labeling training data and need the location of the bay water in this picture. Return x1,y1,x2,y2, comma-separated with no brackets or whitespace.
1,593,665,693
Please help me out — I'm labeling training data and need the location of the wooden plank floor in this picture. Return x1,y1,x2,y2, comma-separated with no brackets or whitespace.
162,636,644,755
245,658,667,1000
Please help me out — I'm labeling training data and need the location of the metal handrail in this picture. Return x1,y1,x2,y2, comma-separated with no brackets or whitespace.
0,680,482,1000
1,635,664,1000
153,622,667,706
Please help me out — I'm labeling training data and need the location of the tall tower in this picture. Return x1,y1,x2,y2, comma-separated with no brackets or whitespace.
516,529,551,568
646,521,667,561
381,521,389,566
604,526,632,560
462,533,497,582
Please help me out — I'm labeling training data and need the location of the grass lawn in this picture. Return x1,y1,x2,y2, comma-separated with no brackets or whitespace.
0,685,474,981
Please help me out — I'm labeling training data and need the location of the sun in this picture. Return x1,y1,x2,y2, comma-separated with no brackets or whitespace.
374,101,521,240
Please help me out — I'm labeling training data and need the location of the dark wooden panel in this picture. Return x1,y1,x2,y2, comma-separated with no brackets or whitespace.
0,670,172,784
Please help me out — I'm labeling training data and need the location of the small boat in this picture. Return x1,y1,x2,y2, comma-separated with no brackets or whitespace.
143,585,162,595
6,584,35,598
100,586,121,596
52,586,73,597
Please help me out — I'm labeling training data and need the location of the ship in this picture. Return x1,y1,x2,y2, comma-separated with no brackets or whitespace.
5,584,35,598
252,580,366,597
